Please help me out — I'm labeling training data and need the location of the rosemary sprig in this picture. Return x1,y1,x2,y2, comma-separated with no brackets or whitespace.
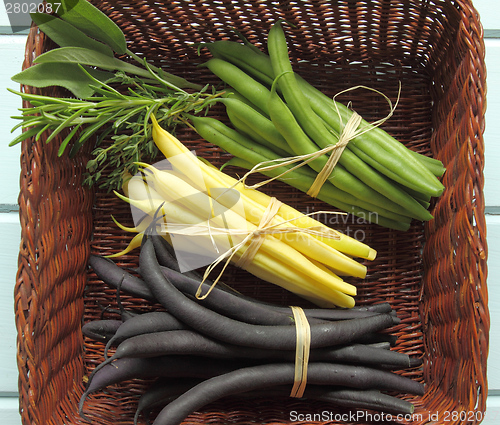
10,69,223,191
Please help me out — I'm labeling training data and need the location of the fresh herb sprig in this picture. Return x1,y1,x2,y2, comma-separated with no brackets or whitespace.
83,74,222,189
11,68,222,190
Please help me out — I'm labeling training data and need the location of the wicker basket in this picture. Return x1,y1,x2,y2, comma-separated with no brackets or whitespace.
14,1,489,424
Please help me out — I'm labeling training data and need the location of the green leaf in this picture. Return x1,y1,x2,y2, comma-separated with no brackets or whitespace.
30,12,113,57
34,46,151,78
68,108,124,157
11,62,114,98
58,123,82,156
8,125,45,147
49,0,127,54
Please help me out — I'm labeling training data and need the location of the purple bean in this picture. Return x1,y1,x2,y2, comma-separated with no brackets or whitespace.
151,362,425,425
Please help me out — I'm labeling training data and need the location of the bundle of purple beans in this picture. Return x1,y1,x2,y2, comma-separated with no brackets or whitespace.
81,234,424,425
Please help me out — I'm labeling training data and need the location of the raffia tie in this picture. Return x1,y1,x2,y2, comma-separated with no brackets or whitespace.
306,111,362,198
194,196,343,300
234,197,284,270
290,306,311,398
235,111,363,197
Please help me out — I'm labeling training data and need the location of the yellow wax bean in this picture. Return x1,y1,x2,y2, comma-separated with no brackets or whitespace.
245,256,355,309
111,215,153,234
204,164,376,261
120,190,357,302
151,115,190,157
106,232,144,258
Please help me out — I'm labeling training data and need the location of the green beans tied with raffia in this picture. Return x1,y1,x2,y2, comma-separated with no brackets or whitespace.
197,21,445,229
80,236,425,425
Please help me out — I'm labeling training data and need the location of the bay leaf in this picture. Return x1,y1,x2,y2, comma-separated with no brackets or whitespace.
34,46,149,78
31,12,113,57
12,62,114,98
49,0,127,54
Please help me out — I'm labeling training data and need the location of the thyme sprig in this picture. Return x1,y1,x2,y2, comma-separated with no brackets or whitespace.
83,73,223,189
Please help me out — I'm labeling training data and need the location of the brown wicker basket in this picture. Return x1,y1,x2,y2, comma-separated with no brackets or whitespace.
14,1,489,424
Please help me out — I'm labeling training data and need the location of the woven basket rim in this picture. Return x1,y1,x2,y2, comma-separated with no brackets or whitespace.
14,1,489,424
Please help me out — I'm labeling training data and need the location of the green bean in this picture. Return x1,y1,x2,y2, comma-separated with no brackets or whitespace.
316,116,433,220
190,114,289,169
225,91,433,210
204,58,272,116
207,52,431,221
225,157,411,231
221,97,290,153
205,57,421,219
225,109,291,158
346,142,437,198
267,21,338,148
396,182,432,203
266,22,438,213
189,114,412,229
296,77,445,196
334,150,432,220
202,41,437,225
205,40,275,87
266,84,422,220
408,149,446,177
223,89,268,117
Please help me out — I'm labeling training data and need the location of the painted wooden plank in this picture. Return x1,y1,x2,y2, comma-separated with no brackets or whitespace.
0,216,21,394
0,397,21,425
474,0,500,32
483,39,500,208
486,215,500,391
0,34,26,205
483,395,500,424
0,4,10,28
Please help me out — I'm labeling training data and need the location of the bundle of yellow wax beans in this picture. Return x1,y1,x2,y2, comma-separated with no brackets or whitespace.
114,116,378,308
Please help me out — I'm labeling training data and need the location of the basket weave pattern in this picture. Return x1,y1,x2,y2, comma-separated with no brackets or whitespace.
14,1,488,424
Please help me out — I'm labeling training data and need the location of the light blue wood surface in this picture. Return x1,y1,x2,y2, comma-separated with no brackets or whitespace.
0,1,498,424
484,38,500,207
0,34,23,205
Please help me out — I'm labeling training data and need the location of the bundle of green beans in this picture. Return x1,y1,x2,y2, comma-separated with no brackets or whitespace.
191,22,446,231
81,234,424,425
